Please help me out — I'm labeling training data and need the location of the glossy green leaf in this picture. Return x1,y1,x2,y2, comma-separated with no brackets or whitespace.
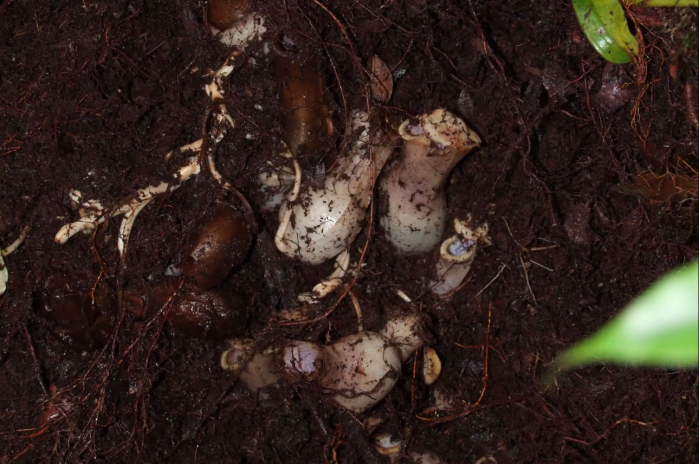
572,0,635,63
554,260,699,372
629,0,698,6
592,0,639,56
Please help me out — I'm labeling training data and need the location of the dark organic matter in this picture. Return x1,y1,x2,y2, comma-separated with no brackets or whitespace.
0,0,696,463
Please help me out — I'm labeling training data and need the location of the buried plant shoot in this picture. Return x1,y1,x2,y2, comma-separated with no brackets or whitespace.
0,0,697,462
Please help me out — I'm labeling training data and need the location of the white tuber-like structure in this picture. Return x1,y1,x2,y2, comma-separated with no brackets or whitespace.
275,110,396,265
430,217,490,297
379,310,425,361
221,310,426,413
282,332,402,413
258,161,297,211
379,109,481,255
221,339,280,392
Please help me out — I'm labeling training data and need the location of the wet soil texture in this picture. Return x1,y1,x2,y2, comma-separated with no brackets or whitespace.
0,0,698,463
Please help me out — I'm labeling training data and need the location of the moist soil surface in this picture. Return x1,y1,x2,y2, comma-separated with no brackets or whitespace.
0,0,698,463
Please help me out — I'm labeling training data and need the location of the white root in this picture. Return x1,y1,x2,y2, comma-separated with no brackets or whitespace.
117,183,168,258
276,110,395,264
347,286,363,332
394,288,412,303
0,256,6,296
297,248,351,303
430,217,490,297
297,281,341,304
328,248,350,280
380,109,481,255
258,176,294,210
287,159,302,202
56,161,198,251
68,190,83,206
0,226,30,295
206,110,235,186
274,208,295,256
175,156,201,182
117,200,154,257
203,60,237,185
54,189,108,243
69,190,104,212
273,157,303,255
175,138,203,155
1,226,30,257
54,213,106,244
55,58,239,255
205,81,225,102
207,154,224,184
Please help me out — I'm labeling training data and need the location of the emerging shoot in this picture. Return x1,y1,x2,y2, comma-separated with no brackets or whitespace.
430,217,490,297
380,109,480,255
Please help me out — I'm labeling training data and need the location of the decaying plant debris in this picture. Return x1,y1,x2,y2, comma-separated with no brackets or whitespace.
0,0,697,462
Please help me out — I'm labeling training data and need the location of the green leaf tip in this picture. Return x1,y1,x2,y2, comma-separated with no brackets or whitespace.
548,260,698,381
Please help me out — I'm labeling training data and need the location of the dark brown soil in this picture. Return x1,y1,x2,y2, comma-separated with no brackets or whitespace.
0,0,698,463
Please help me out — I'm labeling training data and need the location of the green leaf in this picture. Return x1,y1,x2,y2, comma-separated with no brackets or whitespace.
554,260,699,372
592,0,639,56
628,0,698,6
572,0,636,63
